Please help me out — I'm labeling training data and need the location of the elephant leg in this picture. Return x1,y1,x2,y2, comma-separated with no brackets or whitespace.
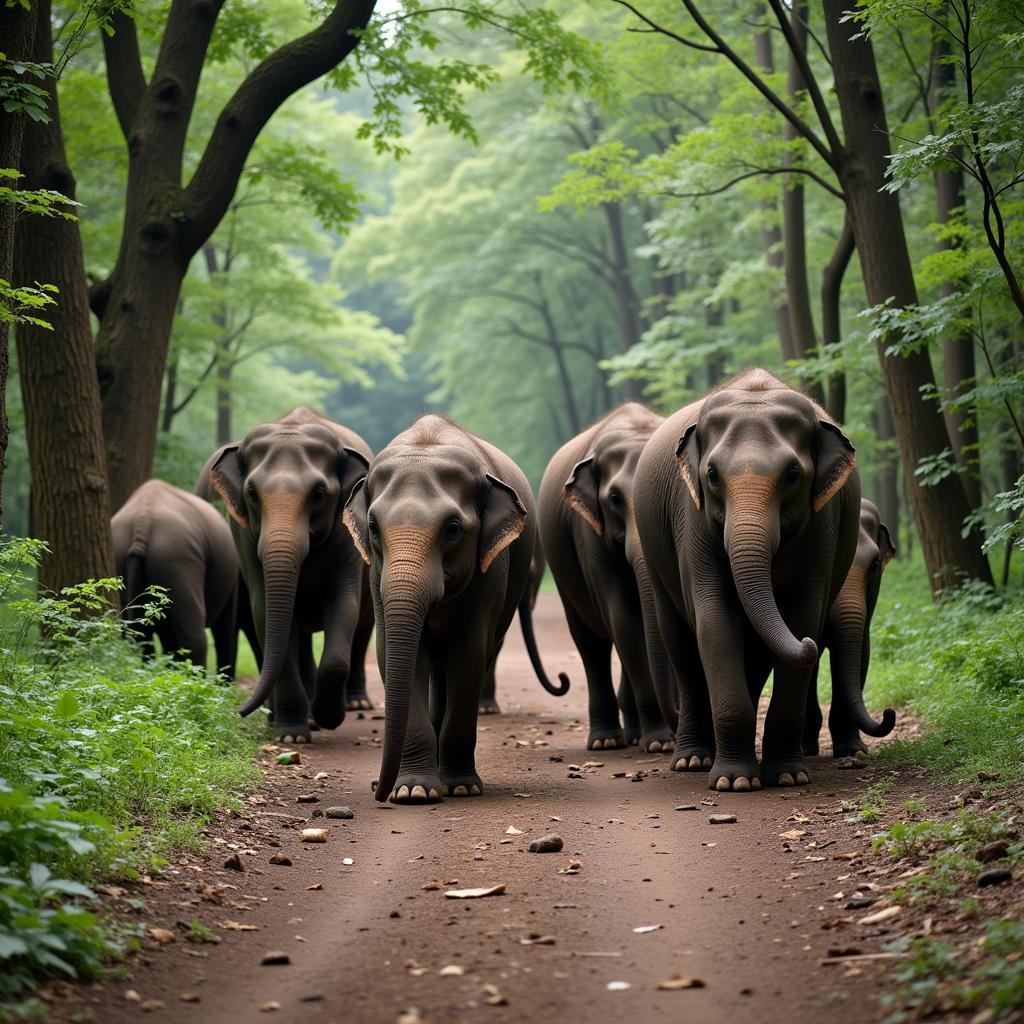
438,643,488,797
345,612,374,711
271,626,312,745
161,588,208,670
238,575,263,670
388,643,442,804
697,605,760,792
478,640,501,715
611,612,674,754
762,658,814,787
618,670,640,745
311,590,360,730
828,630,871,759
561,599,623,751
211,591,238,681
802,659,824,756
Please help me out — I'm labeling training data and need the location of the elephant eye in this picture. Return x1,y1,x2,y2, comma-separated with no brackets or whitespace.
784,465,801,487
608,489,624,511
442,519,463,543
368,518,381,543
246,482,258,502
310,484,327,505
706,465,720,488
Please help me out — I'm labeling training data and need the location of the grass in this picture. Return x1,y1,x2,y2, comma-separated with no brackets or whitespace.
0,538,261,1008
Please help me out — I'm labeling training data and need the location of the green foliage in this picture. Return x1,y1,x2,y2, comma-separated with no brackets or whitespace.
0,53,50,123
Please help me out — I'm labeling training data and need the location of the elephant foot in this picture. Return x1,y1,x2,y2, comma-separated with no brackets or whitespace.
478,696,502,715
441,772,483,798
639,730,675,754
345,691,374,711
831,734,869,760
273,722,312,745
708,757,762,792
803,738,820,757
389,773,443,804
310,696,345,731
762,758,811,787
670,745,713,772
587,726,626,751
623,726,641,746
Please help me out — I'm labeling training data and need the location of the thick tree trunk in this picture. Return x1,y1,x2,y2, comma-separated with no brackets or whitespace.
14,1,115,593
875,389,900,553
602,199,643,400
821,216,855,422
0,5,37,525
752,10,796,363
824,1,991,590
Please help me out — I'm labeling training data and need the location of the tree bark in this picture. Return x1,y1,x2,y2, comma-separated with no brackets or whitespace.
824,1,991,589
875,388,900,552
704,301,726,387
216,357,232,445
14,0,115,593
602,199,644,400
752,9,796,363
821,215,855,422
0,5,37,525
94,0,378,509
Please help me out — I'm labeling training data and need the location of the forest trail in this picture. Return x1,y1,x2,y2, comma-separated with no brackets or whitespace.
80,596,894,1024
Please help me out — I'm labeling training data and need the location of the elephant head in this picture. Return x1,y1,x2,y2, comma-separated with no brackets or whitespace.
344,448,528,802
676,380,858,668
210,421,370,717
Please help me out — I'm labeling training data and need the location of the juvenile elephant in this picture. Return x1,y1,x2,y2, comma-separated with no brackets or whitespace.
112,479,239,675
343,415,545,804
634,369,861,791
804,499,897,758
210,407,374,743
538,403,675,752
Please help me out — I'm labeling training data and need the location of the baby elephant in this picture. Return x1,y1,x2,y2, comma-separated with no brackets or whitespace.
344,415,539,804
804,499,897,758
112,479,239,675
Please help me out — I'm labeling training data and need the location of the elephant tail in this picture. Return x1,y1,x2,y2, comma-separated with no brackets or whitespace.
122,494,153,621
518,585,569,697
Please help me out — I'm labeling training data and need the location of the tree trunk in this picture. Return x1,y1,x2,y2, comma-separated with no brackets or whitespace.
216,356,232,445
875,389,900,552
821,216,855,422
931,40,980,509
14,0,115,593
752,9,796,362
705,301,726,387
161,352,178,433
602,199,644,400
0,5,37,525
824,1,991,590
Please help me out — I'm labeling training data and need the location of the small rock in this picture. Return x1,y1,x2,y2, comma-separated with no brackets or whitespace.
709,814,737,825
675,804,697,811
483,983,508,1006
124,990,142,1003
300,994,325,1003
148,926,176,944
269,853,292,866
844,896,877,910
607,981,631,991
141,999,166,1012
396,1010,424,1024
296,794,318,804
657,974,705,991
223,853,244,871
977,770,1000,783
261,950,291,966
301,828,328,843
179,992,201,1003
260,1001,281,1012
439,964,465,976
859,905,902,925
390,910,401,918
314,771,330,780
978,866,1013,888
520,933,555,945
528,834,564,854
976,840,1009,864
326,806,354,819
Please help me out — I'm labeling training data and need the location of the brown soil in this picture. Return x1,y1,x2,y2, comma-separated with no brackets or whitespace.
39,596,1007,1024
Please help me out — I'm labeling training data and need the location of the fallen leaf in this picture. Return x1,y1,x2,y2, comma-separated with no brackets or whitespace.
445,884,506,899
219,920,259,931
607,981,631,991
439,964,465,976
633,925,662,934
520,934,556,945
779,829,807,841
483,982,509,1006
657,974,706,991
179,992,201,1003
859,905,902,926
260,1001,281,1012
306,883,323,891
505,826,524,836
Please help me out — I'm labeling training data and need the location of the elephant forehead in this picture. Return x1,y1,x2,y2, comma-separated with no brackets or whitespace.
701,400,813,449
370,447,479,496
243,426,338,468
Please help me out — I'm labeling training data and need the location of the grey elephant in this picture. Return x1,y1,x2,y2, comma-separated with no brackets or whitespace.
804,498,897,758
210,407,374,743
634,369,861,791
538,403,675,752
112,479,239,676
344,415,552,804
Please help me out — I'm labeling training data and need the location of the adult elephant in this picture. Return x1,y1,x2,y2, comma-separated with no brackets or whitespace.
804,499,897,759
538,403,674,752
634,369,861,791
210,407,374,743
112,479,239,676
344,415,556,804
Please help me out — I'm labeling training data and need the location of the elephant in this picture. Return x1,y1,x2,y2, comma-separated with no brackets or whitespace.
804,498,897,758
112,479,239,676
538,403,675,753
343,414,557,804
478,543,547,715
633,368,861,791
210,407,375,743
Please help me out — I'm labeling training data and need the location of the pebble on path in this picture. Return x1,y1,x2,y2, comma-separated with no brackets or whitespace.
326,806,354,819
528,834,564,853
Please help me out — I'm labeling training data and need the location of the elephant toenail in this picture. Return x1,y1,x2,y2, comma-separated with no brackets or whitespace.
605,738,618,749
428,788,440,800
796,771,809,785
715,777,731,792
733,777,750,791
854,750,867,761
470,784,481,795
671,760,685,771
590,740,601,750
411,785,426,800
702,756,713,768
453,785,468,796
441,785,450,796
751,777,762,790
688,755,702,770
396,785,410,800
778,772,795,786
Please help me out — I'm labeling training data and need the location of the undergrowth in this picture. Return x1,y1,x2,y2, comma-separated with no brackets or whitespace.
0,537,260,1008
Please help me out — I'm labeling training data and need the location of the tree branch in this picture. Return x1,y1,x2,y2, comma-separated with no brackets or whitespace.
183,0,377,257
101,9,146,139
662,165,844,201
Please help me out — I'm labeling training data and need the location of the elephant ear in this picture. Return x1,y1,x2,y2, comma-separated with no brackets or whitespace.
210,444,248,527
337,446,371,518
675,423,702,510
877,521,896,570
342,478,372,566
564,456,602,536
480,473,528,573
813,421,857,511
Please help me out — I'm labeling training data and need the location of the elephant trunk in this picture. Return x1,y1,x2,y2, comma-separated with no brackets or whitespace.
519,584,569,696
239,494,309,717
725,477,818,668
375,540,441,802
829,574,896,737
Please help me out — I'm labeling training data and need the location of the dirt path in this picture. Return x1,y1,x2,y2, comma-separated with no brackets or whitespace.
69,596,902,1024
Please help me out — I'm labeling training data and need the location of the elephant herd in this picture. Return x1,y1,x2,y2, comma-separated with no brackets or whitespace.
111,368,896,802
